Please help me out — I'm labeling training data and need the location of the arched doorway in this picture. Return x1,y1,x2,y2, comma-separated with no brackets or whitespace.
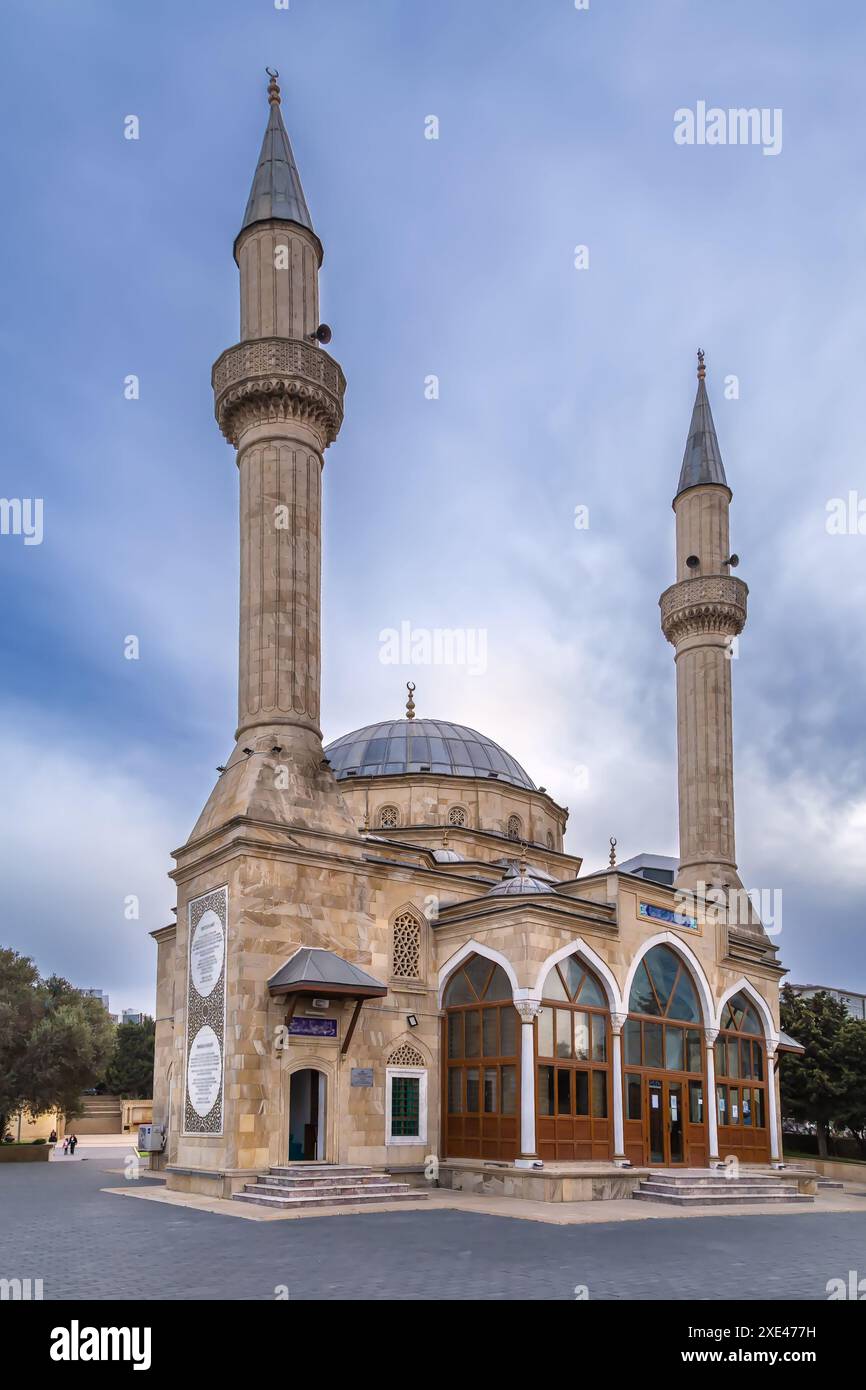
442,954,519,1160
289,1068,326,1161
623,945,707,1167
715,992,770,1164
536,955,611,1160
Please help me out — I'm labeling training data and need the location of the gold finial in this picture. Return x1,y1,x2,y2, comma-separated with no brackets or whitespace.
405,681,416,720
442,828,450,849
609,836,617,868
696,347,706,381
519,842,529,876
266,68,281,105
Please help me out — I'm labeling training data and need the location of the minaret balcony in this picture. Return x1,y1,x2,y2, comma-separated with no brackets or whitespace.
212,337,346,450
659,574,748,646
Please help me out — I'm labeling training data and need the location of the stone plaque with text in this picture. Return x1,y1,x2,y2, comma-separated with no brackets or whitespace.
183,886,228,1134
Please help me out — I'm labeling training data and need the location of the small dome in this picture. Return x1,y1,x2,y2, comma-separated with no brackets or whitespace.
432,847,464,863
487,868,555,898
324,719,535,791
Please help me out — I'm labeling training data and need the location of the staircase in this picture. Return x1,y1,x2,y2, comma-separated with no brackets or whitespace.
633,1170,814,1206
233,1164,427,1211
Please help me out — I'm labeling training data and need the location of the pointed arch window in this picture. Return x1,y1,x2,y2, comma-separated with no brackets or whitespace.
715,991,769,1155
536,955,611,1161
506,814,522,841
624,945,703,1074
443,955,518,1161
378,805,399,829
391,910,422,981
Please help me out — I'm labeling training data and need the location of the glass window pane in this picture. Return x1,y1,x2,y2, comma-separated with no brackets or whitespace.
538,1064,554,1116
714,1037,726,1076
754,1087,765,1128
482,1009,498,1057
466,1067,480,1112
668,970,700,1022
629,961,661,1015
624,1018,641,1065
484,964,511,1002
741,1086,752,1126
577,971,605,1008
391,1077,420,1138
644,1021,663,1068
501,1065,517,1115
560,957,584,1000
556,1068,571,1115
499,1006,517,1057
686,1028,702,1073
591,1013,606,1061
665,1026,684,1072
464,1010,480,1058
574,1011,590,1062
556,1010,572,1058
716,1084,727,1125
483,1067,497,1114
626,1073,642,1120
447,1068,462,1114
592,1070,607,1118
574,1070,589,1115
753,1042,763,1081
542,966,569,1002
465,956,493,998
727,1039,740,1078
447,1012,463,1059
741,1038,753,1078
537,1006,554,1058
689,1080,703,1123
645,945,679,1012
730,1086,740,1125
444,970,473,1006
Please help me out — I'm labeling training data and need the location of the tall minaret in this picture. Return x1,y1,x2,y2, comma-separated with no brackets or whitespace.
190,71,354,839
660,352,748,894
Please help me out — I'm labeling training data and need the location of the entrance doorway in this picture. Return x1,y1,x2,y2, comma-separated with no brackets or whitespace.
645,1076,685,1166
289,1068,326,1161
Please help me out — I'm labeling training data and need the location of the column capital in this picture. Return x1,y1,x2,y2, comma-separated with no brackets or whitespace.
610,1012,628,1035
765,1038,778,1058
704,1026,719,1045
515,999,542,1024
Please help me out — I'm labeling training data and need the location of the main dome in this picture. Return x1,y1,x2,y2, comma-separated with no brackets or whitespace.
324,719,536,791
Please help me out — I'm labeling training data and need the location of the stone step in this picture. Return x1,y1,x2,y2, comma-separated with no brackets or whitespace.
633,1190,814,1206
233,1188,425,1211
243,1181,413,1200
267,1165,377,1178
643,1173,794,1187
638,1181,801,1199
257,1172,396,1189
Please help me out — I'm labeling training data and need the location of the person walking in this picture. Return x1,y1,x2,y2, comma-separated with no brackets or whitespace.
48,1129,57,1144
69,1134,78,1156
62,1136,69,1155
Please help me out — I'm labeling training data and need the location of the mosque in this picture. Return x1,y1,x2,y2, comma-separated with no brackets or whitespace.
150,74,798,1201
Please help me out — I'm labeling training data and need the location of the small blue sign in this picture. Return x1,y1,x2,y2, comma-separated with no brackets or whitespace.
639,900,697,932
289,1017,337,1038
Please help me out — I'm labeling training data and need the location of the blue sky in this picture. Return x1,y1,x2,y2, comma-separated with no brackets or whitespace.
2,0,866,1012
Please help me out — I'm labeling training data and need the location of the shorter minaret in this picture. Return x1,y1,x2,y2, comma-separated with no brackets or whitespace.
660,352,748,894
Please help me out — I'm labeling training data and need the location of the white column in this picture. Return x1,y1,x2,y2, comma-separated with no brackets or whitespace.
766,1040,781,1164
514,1000,541,1167
705,1027,720,1165
610,1012,628,1165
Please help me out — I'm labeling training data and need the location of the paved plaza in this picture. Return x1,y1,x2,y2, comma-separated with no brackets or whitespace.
1,1142,865,1300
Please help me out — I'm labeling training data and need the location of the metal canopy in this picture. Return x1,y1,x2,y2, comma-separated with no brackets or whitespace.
268,947,386,999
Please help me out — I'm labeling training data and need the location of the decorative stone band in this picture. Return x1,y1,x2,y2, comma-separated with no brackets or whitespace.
212,337,346,450
659,574,748,646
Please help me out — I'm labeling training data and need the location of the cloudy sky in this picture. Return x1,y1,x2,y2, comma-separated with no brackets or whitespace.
2,0,865,1013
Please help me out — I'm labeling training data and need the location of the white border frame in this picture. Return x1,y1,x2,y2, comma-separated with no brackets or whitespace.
386,1066,428,1146
182,884,228,1137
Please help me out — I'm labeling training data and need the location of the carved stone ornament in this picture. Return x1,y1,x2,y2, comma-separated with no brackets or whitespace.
703,1027,720,1046
212,337,346,449
659,574,748,646
515,999,542,1023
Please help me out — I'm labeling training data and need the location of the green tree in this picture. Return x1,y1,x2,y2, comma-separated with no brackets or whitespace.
0,948,117,1141
779,986,854,1157
833,1015,866,1158
103,1017,155,1098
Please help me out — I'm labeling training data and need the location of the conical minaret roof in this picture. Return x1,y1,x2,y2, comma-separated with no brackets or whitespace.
238,70,316,243
676,350,728,497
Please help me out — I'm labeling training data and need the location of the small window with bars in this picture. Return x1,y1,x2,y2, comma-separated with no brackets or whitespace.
390,1075,420,1138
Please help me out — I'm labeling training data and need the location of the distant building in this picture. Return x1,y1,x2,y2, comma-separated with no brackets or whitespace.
616,854,679,887
122,1010,145,1026
788,984,866,1021
80,988,110,1012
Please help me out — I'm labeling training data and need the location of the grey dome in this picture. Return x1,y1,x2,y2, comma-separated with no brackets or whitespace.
324,719,535,791
431,847,464,863
487,868,554,897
